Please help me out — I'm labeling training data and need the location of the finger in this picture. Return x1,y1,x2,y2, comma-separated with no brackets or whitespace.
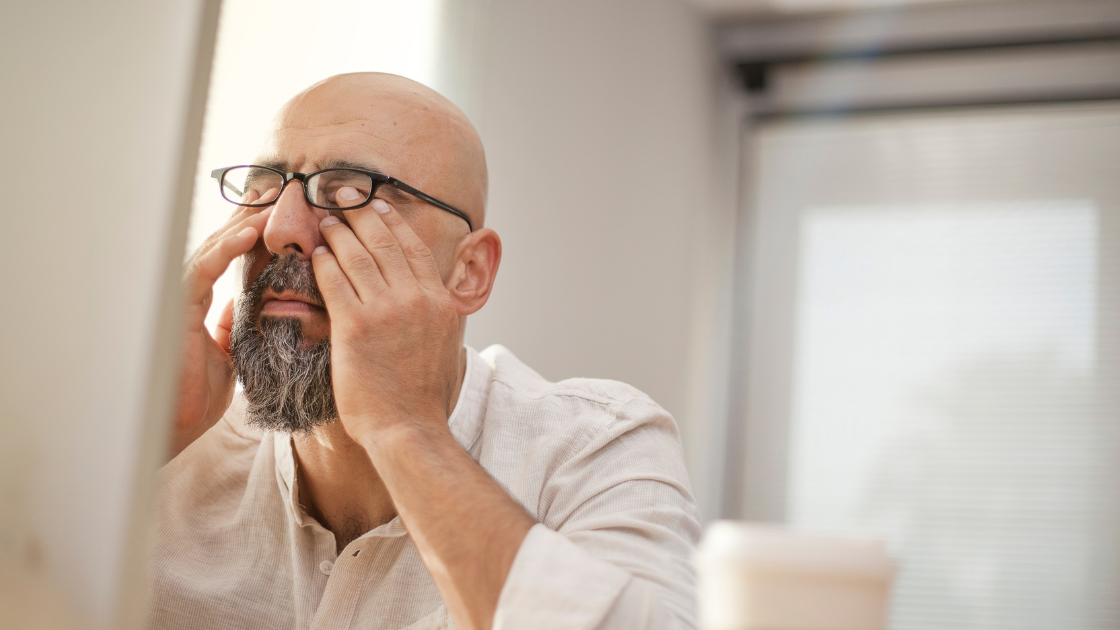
211,188,279,244
213,298,235,354
311,244,361,310
184,208,272,322
369,198,445,290
318,216,387,301
182,228,252,333
202,189,262,247
340,198,413,286
190,188,276,263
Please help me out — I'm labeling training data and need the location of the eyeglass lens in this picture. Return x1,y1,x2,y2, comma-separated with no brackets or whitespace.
220,166,375,209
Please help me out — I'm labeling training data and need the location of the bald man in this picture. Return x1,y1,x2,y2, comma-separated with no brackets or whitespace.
150,73,699,630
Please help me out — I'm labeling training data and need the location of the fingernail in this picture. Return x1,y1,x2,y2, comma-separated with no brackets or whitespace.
338,186,361,201
313,246,330,255
373,199,391,215
237,227,254,239
321,216,341,227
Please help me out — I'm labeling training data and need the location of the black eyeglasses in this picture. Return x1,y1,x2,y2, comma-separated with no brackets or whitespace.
210,165,474,232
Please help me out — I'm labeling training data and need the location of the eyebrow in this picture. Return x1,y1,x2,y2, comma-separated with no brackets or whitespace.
319,158,388,177
256,158,389,177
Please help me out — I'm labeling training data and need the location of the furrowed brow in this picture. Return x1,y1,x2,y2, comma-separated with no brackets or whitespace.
257,159,288,172
318,159,387,177
249,159,388,177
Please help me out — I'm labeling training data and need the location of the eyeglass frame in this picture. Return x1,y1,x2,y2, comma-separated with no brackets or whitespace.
210,165,474,232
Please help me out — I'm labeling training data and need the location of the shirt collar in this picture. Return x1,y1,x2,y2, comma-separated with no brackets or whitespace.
447,346,491,456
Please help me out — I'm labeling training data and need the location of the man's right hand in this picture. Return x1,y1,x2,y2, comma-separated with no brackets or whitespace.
168,189,276,462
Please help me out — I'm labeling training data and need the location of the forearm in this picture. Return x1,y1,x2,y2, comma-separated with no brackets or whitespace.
360,422,536,630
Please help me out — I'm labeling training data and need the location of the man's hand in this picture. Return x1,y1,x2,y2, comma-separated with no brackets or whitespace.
311,197,462,443
171,189,276,461
312,196,534,630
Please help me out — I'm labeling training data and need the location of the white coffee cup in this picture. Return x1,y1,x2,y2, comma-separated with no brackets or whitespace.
696,521,896,630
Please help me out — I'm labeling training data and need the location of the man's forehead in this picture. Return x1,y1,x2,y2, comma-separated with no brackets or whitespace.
262,111,449,173
276,88,450,141
284,118,409,147
257,124,412,178
260,73,488,223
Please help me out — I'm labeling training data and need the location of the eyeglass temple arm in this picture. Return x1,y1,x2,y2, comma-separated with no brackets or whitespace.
388,178,474,232
210,168,244,197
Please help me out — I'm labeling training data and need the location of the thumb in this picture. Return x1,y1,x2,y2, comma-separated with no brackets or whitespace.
214,298,236,354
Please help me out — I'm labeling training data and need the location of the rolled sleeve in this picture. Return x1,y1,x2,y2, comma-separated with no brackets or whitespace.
494,524,632,629
493,395,701,629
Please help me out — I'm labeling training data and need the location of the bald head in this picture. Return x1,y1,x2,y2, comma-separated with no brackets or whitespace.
266,72,488,231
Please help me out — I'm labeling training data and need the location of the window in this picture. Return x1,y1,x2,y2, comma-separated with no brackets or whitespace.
738,104,1120,629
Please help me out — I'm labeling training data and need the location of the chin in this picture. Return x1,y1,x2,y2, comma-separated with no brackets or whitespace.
260,315,328,343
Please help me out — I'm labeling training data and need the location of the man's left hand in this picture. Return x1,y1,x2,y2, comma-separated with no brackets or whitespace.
312,197,533,630
311,196,462,443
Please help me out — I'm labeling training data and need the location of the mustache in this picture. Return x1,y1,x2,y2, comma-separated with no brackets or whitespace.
245,253,325,312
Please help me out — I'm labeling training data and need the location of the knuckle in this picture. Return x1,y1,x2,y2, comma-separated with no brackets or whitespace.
197,251,225,278
324,275,352,297
315,268,351,297
343,251,375,274
183,259,207,285
403,242,431,260
369,239,399,257
205,224,229,245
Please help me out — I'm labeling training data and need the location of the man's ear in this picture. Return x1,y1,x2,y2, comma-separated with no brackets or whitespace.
446,228,502,316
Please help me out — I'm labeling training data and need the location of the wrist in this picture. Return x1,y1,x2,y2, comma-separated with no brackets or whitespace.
352,413,453,459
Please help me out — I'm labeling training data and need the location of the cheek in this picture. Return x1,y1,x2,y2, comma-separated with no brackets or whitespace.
432,243,457,284
424,231,461,284
400,214,454,280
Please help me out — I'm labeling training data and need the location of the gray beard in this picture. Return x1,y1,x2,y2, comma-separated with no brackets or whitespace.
228,254,338,434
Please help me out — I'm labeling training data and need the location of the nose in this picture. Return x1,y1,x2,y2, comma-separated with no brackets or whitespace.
262,180,325,260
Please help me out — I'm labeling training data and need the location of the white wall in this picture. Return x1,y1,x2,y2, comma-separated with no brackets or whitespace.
0,1,216,628
460,0,741,519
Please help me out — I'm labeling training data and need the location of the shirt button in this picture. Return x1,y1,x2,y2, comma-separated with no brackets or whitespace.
319,560,333,576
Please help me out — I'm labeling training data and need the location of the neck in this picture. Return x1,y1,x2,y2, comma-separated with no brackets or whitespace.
292,347,468,553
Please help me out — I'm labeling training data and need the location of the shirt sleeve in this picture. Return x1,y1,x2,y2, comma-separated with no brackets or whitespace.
492,395,701,630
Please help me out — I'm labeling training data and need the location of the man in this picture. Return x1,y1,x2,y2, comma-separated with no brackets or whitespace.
150,72,699,630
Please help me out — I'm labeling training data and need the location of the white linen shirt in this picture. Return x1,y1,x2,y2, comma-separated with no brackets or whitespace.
148,345,700,630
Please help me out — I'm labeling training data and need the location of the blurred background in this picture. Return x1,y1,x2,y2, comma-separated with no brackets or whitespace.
3,0,1119,628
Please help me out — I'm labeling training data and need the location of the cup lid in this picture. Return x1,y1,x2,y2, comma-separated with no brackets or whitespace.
696,521,896,580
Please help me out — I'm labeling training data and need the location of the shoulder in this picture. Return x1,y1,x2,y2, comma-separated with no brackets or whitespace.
475,345,686,478
474,345,697,539
479,344,679,437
